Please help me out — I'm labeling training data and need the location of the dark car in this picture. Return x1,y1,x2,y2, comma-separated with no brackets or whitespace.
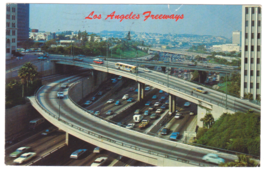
115,100,121,105
161,104,167,109
150,113,158,119
106,110,114,115
91,96,97,101
41,127,57,135
161,128,169,135
152,95,157,99
148,106,155,111
129,87,134,92
134,89,138,94
97,91,103,96
127,98,134,103
165,100,169,105
145,101,151,106
161,96,166,100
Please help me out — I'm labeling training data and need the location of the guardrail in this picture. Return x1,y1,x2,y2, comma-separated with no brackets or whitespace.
34,79,209,166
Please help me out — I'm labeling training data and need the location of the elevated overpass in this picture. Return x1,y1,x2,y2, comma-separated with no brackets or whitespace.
149,48,210,58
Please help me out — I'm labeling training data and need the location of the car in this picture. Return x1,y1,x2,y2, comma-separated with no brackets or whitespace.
88,110,94,114
117,122,125,127
150,113,158,119
189,111,194,115
160,128,169,135
73,57,83,61
165,93,169,96
38,56,46,60
165,100,169,104
202,153,225,164
117,76,122,80
154,102,161,107
134,109,141,114
159,90,163,93
144,68,150,72
169,132,180,140
93,147,102,153
214,66,222,69
175,113,183,119
184,102,191,107
193,87,208,94
91,157,108,166
122,94,129,100
134,89,138,93
129,87,134,91
106,99,114,104
77,54,85,57
97,91,103,96
57,92,64,99
91,96,97,101
84,100,92,106
61,83,68,88
9,147,31,158
159,98,164,102
112,79,117,84
106,110,114,115
152,95,157,99
156,108,163,114
94,111,100,116
127,98,134,103
138,120,149,129
161,96,166,100
41,127,57,135
145,101,151,106
13,152,36,164
145,86,151,91
148,106,155,111
126,123,135,129
70,149,87,159
144,110,150,116
161,104,167,109
115,100,121,105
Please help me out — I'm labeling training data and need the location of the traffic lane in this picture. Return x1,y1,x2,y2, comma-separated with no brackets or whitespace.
6,131,65,165
40,76,234,165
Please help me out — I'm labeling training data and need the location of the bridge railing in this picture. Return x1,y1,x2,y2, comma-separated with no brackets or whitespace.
34,79,210,166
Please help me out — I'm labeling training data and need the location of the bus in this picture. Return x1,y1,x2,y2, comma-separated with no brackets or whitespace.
115,62,138,73
93,58,104,64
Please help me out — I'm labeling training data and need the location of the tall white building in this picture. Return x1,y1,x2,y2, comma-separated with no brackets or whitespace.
232,31,241,46
240,5,261,101
6,4,18,59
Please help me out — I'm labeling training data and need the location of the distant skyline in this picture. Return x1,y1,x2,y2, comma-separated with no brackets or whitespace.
29,4,242,38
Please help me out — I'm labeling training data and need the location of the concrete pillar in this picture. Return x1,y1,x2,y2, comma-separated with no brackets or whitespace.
138,82,145,101
65,132,69,146
169,95,176,113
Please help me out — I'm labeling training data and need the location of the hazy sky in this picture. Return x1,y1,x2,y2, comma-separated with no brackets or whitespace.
30,4,242,38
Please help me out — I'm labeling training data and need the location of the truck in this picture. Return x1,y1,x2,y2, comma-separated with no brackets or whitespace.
133,114,143,123
138,120,149,129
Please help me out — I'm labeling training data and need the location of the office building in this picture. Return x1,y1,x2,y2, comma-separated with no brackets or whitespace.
232,31,241,46
17,4,29,43
240,5,261,101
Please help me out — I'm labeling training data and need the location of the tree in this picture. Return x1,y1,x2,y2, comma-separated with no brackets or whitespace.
244,93,253,101
200,113,214,129
21,39,34,50
192,70,199,81
219,154,258,167
18,62,38,97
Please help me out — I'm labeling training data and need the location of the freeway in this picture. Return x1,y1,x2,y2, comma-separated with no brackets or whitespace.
33,75,238,166
53,58,260,113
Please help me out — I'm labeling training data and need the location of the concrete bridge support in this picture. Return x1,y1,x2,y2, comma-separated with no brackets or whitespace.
169,95,176,113
138,82,145,101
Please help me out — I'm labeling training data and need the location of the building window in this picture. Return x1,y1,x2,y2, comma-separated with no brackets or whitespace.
12,7,15,12
257,70,260,76
12,23,15,27
251,70,253,75
257,58,260,64
6,48,10,53
258,20,261,27
252,7,255,14
252,20,254,26
250,83,253,88
245,33,248,39
251,46,254,51
245,20,248,26
256,83,259,89
258,33,260,39
12,38,15,43
7,14,10,19
244,70,247,76
244,82,247,88
12,15,15,20
245,7,248,14
6,39,10,44
251,33,254,39
6,30,10,35
245,45,248,51
258,7,261,14
251,58,254,64
6,22,10,27
12,30,15,35
257,46,260,51
245,58,248,64
7,6,10,12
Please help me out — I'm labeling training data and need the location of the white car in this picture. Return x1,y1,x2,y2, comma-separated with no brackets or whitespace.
126,123,135,129
175,113,183,119
122,94,129,100
106,99,114,104
13,152,36,164
154,102,161,107
189,111,194,115
57,92,64,99
91,156,108,166
156,108,163,114
202,153,225,164
84,100,92,106
9,147,31,158
145,86,151,91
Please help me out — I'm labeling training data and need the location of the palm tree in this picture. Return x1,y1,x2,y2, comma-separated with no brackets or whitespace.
219,154,259,167
18,62,38,97
200,113,214,128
